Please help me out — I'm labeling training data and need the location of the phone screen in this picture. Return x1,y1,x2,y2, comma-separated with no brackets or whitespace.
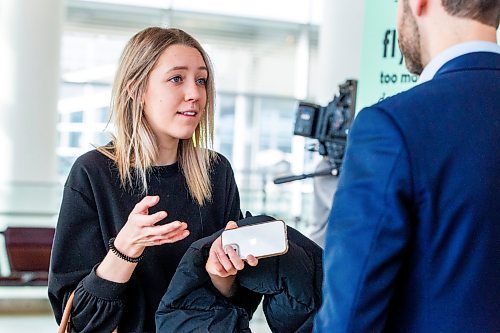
221,220,288,259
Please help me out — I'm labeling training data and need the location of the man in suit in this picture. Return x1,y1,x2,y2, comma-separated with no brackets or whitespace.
314,1,499,332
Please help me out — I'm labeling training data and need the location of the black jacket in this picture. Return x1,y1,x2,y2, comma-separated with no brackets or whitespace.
156,215,323,333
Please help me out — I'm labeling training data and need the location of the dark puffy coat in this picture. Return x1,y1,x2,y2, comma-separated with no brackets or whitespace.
156,215,323,332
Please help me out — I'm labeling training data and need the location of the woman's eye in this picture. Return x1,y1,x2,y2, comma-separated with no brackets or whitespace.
196,78,207,86
168,76,182,83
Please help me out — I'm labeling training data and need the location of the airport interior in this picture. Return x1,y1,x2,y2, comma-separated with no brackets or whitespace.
1,0,498,332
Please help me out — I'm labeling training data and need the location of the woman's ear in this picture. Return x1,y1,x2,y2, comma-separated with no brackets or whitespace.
126,79,139,101
126,80,146,108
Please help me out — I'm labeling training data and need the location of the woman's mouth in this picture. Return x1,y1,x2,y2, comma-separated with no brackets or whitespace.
176,111,198,117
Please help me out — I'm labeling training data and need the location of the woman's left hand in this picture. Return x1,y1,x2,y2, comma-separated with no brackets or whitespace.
205,221,258,296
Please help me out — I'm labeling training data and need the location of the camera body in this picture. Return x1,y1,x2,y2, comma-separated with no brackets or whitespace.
293,79,358,174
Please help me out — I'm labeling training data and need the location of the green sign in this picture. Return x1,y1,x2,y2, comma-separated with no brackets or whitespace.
357,1,500,112
356,0,417,111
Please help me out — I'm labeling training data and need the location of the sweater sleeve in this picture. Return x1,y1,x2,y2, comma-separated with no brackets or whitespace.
48,176,127,332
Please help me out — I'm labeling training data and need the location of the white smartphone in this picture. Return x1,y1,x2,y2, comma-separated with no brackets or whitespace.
221,220,288,259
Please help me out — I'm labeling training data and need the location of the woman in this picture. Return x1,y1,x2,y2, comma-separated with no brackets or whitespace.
49,27,256,333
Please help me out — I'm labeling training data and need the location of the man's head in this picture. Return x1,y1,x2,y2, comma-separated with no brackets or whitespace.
397,0,499,75
441,0,499,28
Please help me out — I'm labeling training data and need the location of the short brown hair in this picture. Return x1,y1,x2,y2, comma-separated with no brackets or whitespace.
442,0,499,27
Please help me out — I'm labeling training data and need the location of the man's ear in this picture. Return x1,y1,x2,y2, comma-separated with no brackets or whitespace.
413,0,428,17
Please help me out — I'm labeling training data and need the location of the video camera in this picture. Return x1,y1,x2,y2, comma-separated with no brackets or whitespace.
274,79,357,184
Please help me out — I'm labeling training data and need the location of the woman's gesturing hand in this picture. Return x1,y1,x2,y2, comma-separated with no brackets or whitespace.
114,195,189,258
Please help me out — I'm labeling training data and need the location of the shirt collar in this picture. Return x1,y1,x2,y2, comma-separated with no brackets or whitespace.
417,41,500,84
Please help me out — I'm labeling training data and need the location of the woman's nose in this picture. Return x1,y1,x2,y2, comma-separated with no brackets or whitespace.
184,82,201,101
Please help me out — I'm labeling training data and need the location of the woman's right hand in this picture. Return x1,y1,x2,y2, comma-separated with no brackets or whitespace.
113,195,189,258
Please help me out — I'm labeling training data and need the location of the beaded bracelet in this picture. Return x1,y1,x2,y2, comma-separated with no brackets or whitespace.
108,237,144,263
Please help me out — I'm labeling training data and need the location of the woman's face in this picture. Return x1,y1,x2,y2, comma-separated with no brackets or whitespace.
142,44,208,145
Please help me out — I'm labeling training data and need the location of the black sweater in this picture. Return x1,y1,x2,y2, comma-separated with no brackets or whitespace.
48,149,241,333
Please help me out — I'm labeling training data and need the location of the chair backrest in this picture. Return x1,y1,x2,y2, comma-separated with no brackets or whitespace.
3,227,55,272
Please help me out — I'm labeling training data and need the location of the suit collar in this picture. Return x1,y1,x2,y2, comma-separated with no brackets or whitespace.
417,41,500,84
435,51,500,78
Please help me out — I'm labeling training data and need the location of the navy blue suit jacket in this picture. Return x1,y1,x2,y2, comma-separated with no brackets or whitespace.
314,52,500,332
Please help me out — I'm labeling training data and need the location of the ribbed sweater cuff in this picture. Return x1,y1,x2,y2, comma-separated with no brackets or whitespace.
81,265,128,300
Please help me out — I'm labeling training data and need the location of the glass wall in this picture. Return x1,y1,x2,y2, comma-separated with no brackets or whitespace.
57,0,323,231
0,2,325,331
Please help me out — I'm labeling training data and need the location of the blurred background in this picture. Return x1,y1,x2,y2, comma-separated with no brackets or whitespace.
0,0,405,331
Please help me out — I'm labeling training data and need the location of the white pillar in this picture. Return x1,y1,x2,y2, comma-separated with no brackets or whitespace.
317,0,365,104
0,0,63,230
306,0,365,242
0,0,63,184
232,95,249,176
294,26,310,101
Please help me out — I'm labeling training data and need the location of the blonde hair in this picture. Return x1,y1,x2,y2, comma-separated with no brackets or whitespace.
98,27,216,205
